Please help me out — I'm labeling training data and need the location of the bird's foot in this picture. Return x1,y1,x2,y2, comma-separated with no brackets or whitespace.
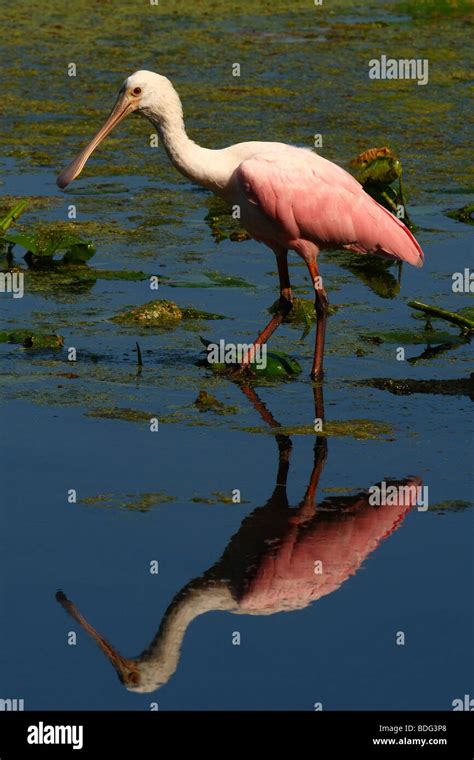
222,363,256,381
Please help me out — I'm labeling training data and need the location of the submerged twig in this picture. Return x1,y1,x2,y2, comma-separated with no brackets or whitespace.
408,300,474,332
0,199,29,233
135,341,143,372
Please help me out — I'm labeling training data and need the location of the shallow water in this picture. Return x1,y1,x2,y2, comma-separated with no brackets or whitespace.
1,0,473,710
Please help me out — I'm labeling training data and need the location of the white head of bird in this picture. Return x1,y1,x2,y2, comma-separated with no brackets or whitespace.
57,70,185,189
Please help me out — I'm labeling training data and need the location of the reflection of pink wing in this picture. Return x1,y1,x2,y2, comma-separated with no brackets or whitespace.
239,478,421,613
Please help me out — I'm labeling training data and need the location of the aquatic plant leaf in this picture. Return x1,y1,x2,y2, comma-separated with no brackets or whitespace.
357,157,402,187
2,232,39,254
2,230,96,261
350,147,395,168
62,241,96,263
446,203,474,225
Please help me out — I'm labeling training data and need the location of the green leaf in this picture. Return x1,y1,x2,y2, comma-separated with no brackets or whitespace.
1,232,39,254
62,242,96,263
358,157,402,186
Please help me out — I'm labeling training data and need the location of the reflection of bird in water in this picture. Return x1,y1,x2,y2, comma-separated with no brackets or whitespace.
57,386,421,693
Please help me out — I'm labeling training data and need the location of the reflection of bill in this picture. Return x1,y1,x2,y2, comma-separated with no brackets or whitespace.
56,386,421,693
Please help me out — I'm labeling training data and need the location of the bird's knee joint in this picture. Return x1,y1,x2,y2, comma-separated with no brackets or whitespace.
279,294,293,315
315,294,328,316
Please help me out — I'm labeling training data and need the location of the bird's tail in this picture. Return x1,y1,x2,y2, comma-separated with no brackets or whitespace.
375,200,425,268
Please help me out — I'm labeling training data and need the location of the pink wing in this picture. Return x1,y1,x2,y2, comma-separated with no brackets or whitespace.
237,149,424,267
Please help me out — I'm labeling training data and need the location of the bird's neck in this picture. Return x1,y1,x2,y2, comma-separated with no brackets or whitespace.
136,580,237,689
144,98,230,194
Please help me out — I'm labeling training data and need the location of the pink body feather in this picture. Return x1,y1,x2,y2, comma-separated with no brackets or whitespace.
233,148,424,266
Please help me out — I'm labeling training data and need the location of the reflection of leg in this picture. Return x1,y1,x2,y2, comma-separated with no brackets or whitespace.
242,247,292,368
313,382,325,425
238,383,292,488
306,257,329,381
239,383,281,429
275,433,292,488
291,385,328,523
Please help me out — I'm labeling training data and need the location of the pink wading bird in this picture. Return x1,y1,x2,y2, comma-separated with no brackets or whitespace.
57,71,425,380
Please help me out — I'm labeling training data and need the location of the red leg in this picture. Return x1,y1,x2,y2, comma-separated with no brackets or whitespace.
242,247,292,368
306,258,329,381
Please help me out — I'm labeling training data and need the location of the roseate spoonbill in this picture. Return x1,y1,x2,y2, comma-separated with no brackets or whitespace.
56,386,421,692
57,71,425,380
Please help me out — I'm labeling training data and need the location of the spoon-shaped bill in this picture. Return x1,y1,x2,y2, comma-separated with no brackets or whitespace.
56,93,134,189
55,590,140,686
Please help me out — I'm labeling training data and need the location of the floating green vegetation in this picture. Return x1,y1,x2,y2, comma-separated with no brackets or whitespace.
0,201,151,291
112,299,227,327
446,204,474,225
0,329,64,349
429,500,473,514
242,419,394,440
204,196,251,243
194,390,237,415
93,269,148,281
20,264,149,298
397,0,474,19
191,491,249,505
182,307,228,321
169,270,254,289
80,492,175,512
2,220,95,264
87,407,155,423
362,329,466,346
362,376,474,398
267,297,339,325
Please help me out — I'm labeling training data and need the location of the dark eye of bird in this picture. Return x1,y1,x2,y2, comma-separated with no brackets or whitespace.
132,87,142,96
